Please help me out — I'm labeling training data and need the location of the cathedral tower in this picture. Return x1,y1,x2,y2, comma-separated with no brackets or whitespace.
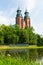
16,8,31,28
24,10,30,27
16,8,23,28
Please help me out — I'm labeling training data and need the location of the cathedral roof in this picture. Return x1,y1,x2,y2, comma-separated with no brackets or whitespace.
24,10,30,19
16,7,22,17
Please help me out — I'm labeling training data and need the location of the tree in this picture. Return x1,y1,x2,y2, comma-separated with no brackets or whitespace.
17,29,29,44
25,27,37,45
0,29,4,45
37,34,43,46
0,24,42,46
2,25,19,45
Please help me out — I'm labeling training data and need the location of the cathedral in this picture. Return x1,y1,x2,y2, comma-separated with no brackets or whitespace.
16,8,31,29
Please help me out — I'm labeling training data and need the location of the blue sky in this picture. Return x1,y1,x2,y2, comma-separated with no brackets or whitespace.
0,0,43,35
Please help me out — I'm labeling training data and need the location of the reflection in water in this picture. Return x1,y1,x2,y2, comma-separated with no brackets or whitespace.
0,48,43,64
40,57,43,65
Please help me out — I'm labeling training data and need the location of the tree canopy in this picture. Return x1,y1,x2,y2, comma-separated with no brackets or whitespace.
0,24,43,46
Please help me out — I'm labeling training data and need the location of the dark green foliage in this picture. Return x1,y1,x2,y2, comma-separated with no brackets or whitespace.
0,24,43,46
0,55,40,65
37,34,43,46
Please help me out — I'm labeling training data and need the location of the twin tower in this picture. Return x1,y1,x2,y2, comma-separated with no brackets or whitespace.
16,8,31,29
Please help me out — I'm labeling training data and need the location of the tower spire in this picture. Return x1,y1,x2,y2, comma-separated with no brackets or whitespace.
24,10,30,19
16,7,22,17
16,8,23,28
24,10,30,27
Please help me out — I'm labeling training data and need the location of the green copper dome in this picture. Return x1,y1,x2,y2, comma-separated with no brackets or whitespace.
16,8,22,17
24,10,30,19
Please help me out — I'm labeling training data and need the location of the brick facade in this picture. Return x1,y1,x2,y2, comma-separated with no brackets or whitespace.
16,9,30,28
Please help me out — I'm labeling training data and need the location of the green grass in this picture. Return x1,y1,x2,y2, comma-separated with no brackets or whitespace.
0,55,40,65
0,45,43,50
0,45,42,65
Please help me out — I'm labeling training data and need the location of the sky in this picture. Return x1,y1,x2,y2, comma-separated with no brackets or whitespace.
0,0,43,35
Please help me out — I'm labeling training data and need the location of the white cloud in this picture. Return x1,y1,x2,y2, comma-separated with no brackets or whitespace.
35,22,43,35
0,11,3,15
0,0,36,25
9,18,15,25
0,15,10,25
40,0,43,6
0,11,15,25
26,0,36,11
31,17,43,35
7,8,16,16
10,0,36,12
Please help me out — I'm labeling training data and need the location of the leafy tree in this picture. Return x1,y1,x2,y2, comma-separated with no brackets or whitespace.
0,30,4,45
0,24,42,46
25,27,37,45
17,29,29,44
37,34,43,46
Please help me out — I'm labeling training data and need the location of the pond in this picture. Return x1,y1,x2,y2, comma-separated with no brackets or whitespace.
0,48,43,65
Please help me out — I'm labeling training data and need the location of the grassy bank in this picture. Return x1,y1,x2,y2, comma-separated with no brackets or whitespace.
0,45,42,65
0,45,43,50
0,55,40,65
